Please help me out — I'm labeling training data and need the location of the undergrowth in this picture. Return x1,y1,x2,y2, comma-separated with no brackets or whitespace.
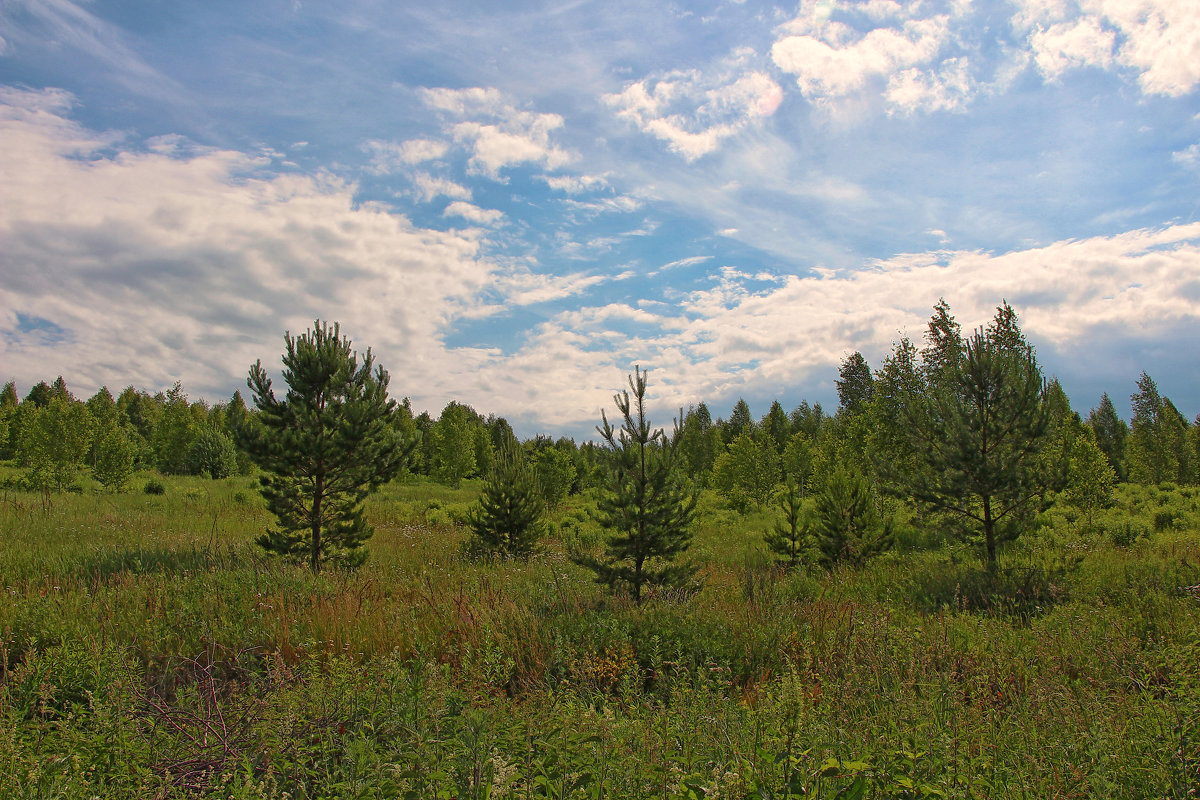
1,475,1198,797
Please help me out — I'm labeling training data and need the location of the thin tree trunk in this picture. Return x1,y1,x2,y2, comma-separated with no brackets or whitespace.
311,475,323,573
983,494,996,575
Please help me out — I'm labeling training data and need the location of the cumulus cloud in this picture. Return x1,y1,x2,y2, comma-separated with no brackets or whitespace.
606,52,783,161
884,56,973,114
1013,0,1200,96
485,222,1200,428
1173,143,1200,168
419,86,573,179
363,138,449,173
771,5,961,113
1027,17,1116,79
0,87,500,406
443,200,503,225
411,172,472,203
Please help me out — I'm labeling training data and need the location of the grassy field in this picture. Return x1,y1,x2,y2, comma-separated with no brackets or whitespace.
1,471,1198,798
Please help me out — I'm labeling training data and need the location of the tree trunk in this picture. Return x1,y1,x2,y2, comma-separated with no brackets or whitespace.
311,475,323,573
982,494,996,574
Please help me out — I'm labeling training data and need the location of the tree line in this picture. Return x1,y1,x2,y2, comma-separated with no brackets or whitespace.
1,302,1195,596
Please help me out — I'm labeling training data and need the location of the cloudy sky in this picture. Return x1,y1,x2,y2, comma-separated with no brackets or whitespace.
1,0,1198,437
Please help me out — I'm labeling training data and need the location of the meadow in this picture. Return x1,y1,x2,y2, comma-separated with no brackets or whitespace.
1,471,1198,798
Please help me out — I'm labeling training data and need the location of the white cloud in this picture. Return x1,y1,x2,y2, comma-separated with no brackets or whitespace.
561,195,643,215
1028,17,1115,79
482,222,1200,428
363,138,449,173
420,86,573,179
771,12,956,110
660,255,712,271
443,200,503,225
605,56,783,161
0,87,499,407
1173,142,1200,168
411,172,472,203
540,173,610,193
495,269,610,306
1102,0,1200,97
885,56,973,114
452,115,572,178
1013,0,1200,96
418,86,506,116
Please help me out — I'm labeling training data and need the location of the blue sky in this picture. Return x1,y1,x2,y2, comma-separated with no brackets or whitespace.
1,0,1199,437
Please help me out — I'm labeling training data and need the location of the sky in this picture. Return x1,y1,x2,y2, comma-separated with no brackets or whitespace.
1,0,1199,438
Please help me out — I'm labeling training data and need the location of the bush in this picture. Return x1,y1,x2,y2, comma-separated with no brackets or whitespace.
1153,510,1178,532
144,478,166,495
187,426,238,479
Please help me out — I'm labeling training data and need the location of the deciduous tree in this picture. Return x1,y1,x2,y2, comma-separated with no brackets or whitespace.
711,431,779,512
18,396,95,491
1087,393,1128,481
836,351,874,417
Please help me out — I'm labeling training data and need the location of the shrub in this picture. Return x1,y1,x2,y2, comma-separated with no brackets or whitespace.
144,478,166,495
187,426,238,479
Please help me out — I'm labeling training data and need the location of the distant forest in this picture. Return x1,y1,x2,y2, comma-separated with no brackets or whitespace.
2,299,1194,531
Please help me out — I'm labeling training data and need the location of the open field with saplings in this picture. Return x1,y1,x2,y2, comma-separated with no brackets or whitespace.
1,469,1198,799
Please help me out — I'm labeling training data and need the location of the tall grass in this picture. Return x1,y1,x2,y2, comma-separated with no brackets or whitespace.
1,474,1197,797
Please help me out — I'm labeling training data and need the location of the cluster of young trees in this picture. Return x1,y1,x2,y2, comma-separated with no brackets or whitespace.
4,302,1194,587
672,300,1197,573
0,376,248,493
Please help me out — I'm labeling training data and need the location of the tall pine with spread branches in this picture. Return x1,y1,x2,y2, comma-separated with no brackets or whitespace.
239,320,413,572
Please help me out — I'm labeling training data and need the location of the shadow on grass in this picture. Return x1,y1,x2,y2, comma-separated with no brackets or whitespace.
908,563,1070,620
75,544,249,582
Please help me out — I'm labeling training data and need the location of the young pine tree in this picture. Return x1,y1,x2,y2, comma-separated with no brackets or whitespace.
812,464,893,568
906,304,1054,573
466,439,545,559
575,367,697,605
238,321,414,572
764,482,811,568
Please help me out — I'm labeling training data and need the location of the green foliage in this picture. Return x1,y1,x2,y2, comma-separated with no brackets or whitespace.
239,320,414,572
576,367,698,604
92,426,136,492
143,478,166,494
1060,425,1117,523
780,430,815,487
677,402,720,481
724,397,754,444
152,381,198,475
761,399,792,454
1125,374,1195,486
533,446,576,511
1087,392,1128,481
763,482,811,568
432,401,479,488
17,396,95,491
186,425,239,479
711,431,779,512
466,442,545,558
903,304,1054,571
836,351,874,416
812,464,892,568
